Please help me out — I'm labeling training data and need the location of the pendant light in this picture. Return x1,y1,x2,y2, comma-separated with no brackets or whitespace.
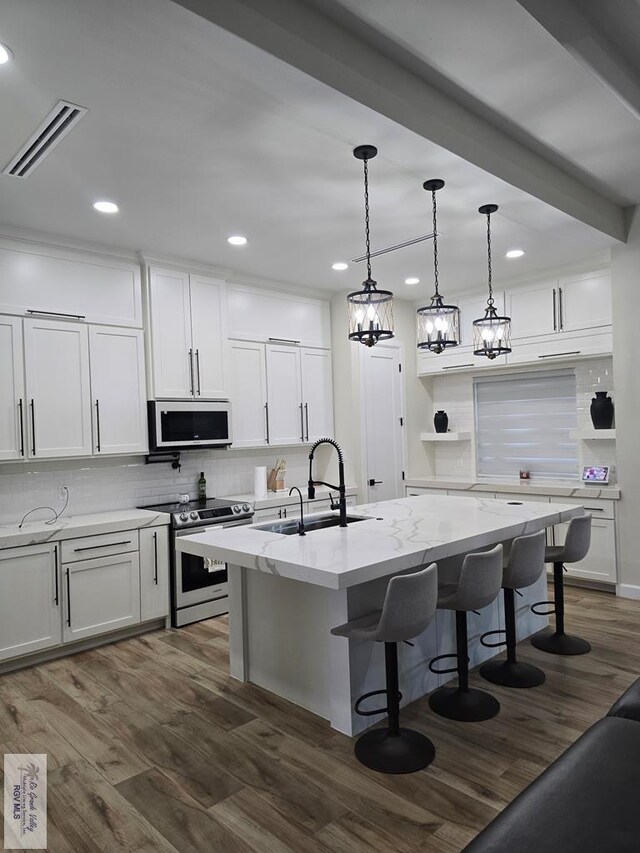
347,145,394,347
416,179,460,353
472,204,512,359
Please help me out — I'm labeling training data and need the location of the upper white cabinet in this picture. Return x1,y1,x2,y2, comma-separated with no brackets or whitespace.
266,344,304,445
89,326,148,455
0,316,25,460
0,543,61,662
230,342,334,447
558,270,612,333
300,347,333,442
147,267,227,400
507,280,557,340
229,341,268,447
23,318,93,458
0,237,142,327
227,284,330,348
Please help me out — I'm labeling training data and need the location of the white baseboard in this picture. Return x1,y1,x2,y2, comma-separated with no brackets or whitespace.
616,584,640,600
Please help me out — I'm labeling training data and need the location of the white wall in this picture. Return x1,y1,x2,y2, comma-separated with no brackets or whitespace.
611,209,640,595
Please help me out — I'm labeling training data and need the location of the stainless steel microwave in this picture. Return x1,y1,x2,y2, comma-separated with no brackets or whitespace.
148,401,232,450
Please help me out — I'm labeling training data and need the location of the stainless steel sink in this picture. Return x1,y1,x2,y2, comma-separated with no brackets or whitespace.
253,513,370,535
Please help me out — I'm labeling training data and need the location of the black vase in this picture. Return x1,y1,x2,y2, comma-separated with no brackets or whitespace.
590,391,614,430
434,410,449,434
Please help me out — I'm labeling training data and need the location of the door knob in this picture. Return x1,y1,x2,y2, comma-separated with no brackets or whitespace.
368,479,383,486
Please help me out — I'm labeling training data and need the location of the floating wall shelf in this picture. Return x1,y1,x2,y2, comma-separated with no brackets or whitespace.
420,432,471,442
570,429,616,440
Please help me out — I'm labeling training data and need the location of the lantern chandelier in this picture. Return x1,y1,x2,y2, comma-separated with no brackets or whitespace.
472,204,512,359
347,145,394,347
416,179,460,353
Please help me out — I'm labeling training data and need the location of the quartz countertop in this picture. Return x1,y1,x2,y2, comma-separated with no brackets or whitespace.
222,484,358,511
405,477,620,500
0,509,168,550
176,493,582,590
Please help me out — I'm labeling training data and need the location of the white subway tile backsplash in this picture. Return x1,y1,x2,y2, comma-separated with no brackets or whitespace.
0,447,312,525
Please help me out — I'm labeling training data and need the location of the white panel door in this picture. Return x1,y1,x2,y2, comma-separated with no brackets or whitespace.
139,526,170,621
301,347,333,443
265,344,303,445
148,267,193,399
63,552,141,643
0,316,25,460
558,270,612,333
507,280,557,340
229,341,268,447
362,345,405,502
190,275,227,399
23,318,92,458
89,326,148,455
0,543,61,661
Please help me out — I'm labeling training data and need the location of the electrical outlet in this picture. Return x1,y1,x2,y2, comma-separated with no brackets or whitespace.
58,485,68,500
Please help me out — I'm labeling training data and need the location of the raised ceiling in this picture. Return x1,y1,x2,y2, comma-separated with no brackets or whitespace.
0,0,636,297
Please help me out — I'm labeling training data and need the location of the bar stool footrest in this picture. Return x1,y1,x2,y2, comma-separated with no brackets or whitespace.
531,599,556,617
428,652,466,675
480,629,506,649
355,688,402,717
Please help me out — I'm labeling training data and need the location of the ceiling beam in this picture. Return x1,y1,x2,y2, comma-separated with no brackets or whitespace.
173,0,627,241
518,0,640,123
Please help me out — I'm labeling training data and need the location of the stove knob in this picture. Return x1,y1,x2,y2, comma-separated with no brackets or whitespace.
190,511,199,520
242,503,251,513
232,505,241,514
179,513,189,522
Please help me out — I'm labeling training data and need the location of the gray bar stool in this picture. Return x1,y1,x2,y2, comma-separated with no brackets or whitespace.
531,513,592,656
428,544,503,722
480,530,547,688
331,563,438,774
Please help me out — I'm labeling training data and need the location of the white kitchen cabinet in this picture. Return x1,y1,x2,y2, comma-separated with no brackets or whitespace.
89,326,148,455
227,284,330,348
62,551,141,643
300,347,333,442
229,340,268,447
552,517,616,584
23,318,92,458
147,267,193,399
147,267,227,400
0,316,25,460
558,270,612,333
139,526,170,621
266,344,304,445
507,280,558,341
0,543,61,661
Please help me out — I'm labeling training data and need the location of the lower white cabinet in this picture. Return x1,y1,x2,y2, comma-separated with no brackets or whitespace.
139,526,170,621
552,518,616,584
0,543,61,661
62,552,141,643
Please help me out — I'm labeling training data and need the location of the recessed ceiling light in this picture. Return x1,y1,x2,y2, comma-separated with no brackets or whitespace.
227,235,247,246
332,262,348,271
92,200,119,214
505,248,525,259
404,277,420,285
0,43,13,65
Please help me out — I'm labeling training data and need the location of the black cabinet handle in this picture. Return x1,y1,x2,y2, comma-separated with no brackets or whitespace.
195,349,201,396
442,363,474,370
368,479,383,486
304,403,309,442
265,403,270,444
558,286,564,330
584,506,605,512
95,399,101,452
268,337,300,344
73,540,131,552
66,567,71,627
538,351,580,359
188,349,194,395
18,400,24,456
299,404,304,442
30,399,36,455
153,530,158,585
27,309,85,320
54,545,59,606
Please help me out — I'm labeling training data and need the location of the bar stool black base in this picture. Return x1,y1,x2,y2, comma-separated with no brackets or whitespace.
429,685,500,722
354,727,435,774
531,629,591,656
479,658,546,688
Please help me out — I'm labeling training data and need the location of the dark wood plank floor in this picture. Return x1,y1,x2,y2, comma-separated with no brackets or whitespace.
1,585,639,852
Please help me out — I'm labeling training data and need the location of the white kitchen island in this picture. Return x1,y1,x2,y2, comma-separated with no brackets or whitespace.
177,494,582,735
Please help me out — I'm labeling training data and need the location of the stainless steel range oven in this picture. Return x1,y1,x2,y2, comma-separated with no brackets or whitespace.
139,498,254,626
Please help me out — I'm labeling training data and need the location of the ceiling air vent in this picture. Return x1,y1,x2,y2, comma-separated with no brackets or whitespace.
2,100,88,178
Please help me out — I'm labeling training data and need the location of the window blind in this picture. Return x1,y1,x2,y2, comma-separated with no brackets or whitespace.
474,370,578,480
